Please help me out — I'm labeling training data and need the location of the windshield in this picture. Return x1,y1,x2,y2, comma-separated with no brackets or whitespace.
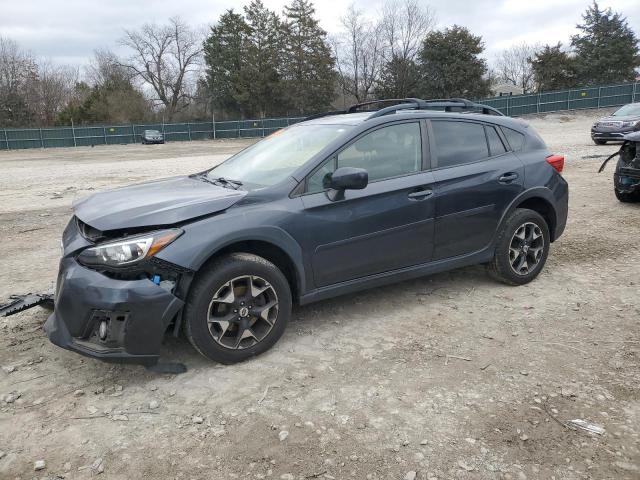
146,130,160,135
612,103,640,117
207,124,353,188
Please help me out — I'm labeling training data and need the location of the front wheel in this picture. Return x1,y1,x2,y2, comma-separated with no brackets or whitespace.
488,208,550,286
184,253,292,364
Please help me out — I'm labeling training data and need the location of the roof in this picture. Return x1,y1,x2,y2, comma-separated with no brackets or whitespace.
299,109,528,132
301,112,371,126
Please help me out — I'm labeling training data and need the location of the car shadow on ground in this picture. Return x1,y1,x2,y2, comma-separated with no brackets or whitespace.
151,264,494,371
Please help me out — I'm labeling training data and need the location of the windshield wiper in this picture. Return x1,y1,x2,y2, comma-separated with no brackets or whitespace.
195,174,243,190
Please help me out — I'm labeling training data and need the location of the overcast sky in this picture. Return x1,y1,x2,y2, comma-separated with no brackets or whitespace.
2,0,639,72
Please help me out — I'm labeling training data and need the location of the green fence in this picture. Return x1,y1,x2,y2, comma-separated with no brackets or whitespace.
481,81,639,116
0,116,305,151
1,81,639,151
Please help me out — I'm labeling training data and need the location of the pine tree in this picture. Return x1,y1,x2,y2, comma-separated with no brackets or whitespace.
571,1,640,85
243,0,284,117
203,10,251,117
529,43,578,91
418,26,491,99
281,0,336,114
375,55,421,99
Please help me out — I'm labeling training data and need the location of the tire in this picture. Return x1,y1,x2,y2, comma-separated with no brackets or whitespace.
183,253,292,364
487,208,550,286
614,188,639,203
593,139,607,145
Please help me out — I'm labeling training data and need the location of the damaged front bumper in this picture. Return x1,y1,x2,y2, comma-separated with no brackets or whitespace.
45,257,184,366
615,165,640,193
44,218,189,366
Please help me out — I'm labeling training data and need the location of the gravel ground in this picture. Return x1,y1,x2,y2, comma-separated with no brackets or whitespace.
0,109,638,480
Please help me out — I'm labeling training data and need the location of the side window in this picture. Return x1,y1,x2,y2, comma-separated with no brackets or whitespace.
502,127,526,151
432,121,489,168
486,126,507,156
306,122,422,193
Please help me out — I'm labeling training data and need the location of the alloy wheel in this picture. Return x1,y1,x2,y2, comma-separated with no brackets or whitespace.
207,275,279,350
508,222,545,276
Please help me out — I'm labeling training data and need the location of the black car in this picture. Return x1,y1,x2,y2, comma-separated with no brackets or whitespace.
141,129,164,144
45,98,568,367
608,131,640,202
591,102,640,145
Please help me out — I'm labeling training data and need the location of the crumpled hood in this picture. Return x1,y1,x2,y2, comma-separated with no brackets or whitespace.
73,176,246,231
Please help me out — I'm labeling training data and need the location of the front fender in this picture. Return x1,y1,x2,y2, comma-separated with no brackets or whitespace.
156,213,307,294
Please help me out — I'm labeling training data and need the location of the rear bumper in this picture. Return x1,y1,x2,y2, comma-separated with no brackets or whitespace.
45,257,184,366
554,187,568,241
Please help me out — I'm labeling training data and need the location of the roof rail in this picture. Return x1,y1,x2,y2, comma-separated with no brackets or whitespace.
346,98,423,113
302,97,504,123
366,98,504,119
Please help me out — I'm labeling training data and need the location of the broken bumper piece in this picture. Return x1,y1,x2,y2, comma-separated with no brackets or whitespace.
44,257,184,366
0,293,54,317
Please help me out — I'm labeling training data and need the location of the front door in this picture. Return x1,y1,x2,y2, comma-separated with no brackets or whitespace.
297,121,436,288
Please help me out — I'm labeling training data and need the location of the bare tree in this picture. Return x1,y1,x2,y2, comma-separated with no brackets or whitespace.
87,49,132,87
334,5,385,103
119,17,203,119
381,0,435,63
495,42,541,93
33,61,78,125
0,37,37,93
0,37,37,126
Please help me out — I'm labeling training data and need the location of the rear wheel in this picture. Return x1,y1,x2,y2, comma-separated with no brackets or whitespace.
488,208,550,286
184,253,291,364
593,139,607,145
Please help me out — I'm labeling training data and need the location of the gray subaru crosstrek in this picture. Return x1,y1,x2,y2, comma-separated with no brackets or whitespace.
45,98,568,367
591,102,640,144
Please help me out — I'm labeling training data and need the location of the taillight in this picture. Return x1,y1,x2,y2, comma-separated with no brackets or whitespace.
546,154,564,173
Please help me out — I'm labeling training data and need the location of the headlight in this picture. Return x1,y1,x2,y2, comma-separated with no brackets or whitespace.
621,121,635,128
77,229,182,267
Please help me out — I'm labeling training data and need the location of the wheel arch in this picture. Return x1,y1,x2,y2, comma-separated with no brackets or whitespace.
203,240,302,301
499,189,559,242
174,225,307,304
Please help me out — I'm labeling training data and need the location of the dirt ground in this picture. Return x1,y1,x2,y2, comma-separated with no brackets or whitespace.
0,109,638,480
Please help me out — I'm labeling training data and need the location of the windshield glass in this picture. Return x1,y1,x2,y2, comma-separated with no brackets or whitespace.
146,130,160,134
612,103,640,116
207,124,353,188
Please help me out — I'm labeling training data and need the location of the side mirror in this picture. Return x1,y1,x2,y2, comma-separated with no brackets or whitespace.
325,167,368,201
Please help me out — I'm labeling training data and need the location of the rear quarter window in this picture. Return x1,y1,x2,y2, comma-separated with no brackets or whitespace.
501,127,525,151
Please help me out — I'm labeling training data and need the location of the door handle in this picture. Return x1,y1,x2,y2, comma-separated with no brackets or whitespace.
408,189,433,200
498,172,519,183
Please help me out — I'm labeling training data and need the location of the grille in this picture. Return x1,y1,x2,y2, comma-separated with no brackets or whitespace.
598,121,623,128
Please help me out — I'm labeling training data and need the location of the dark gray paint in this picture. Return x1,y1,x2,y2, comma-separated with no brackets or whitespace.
50,109,569,365
73,176,246,230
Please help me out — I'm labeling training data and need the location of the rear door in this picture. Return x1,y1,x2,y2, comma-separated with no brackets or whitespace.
429,120,525,260
297,120,436,287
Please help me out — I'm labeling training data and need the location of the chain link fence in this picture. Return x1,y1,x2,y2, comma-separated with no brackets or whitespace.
1,81,639,151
